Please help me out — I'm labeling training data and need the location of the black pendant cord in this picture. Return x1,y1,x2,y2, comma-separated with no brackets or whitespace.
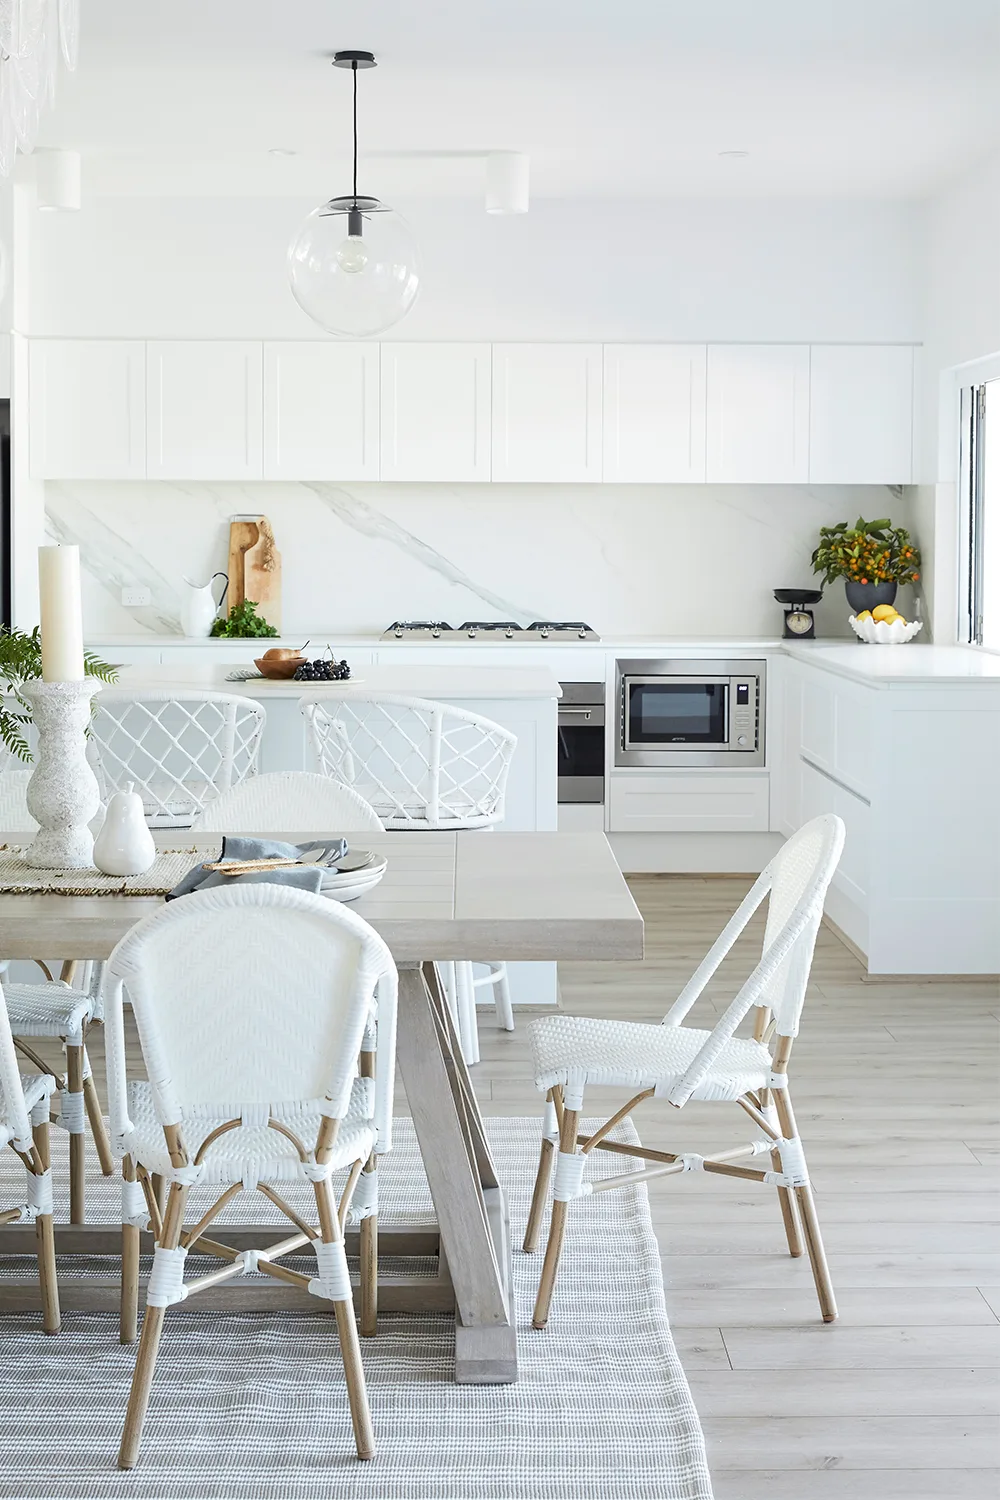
352,60,358,204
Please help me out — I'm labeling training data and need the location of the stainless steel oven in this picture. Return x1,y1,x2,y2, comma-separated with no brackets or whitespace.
615,659,765,768
558,682,605,803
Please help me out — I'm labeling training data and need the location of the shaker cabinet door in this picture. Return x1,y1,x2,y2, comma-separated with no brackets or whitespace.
491,344,603,481
809,344,914,483
147,341,263,480
603,344,707,482
380,343,491,480
29,340,146,479
263,342,379,480
706,344,810,483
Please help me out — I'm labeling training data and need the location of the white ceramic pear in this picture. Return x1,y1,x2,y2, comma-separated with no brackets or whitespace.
92,782,155,876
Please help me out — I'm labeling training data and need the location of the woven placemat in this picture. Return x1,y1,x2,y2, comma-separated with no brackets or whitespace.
0,845,207,897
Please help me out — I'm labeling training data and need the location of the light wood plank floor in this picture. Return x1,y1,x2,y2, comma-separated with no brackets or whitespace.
477,875,1000,1500
43,874,1000,1498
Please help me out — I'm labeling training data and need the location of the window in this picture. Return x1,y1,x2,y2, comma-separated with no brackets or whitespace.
962,378,1000,646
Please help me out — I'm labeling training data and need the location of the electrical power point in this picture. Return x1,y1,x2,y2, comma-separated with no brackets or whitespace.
121,587,151,608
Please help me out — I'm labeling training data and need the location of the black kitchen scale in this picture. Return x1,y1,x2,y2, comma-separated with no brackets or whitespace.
774,588,823,639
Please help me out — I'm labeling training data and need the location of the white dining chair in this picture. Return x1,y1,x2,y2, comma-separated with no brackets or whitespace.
301,693,517,1062
88,689,265,827
191,771,385,835
0,977,60,1333
523,814,846,1330
0,768,115,1220
105,881,398,1469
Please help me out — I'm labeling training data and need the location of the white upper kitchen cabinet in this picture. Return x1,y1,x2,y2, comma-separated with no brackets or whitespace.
603,345,707,482
29,340,146,479
808,344,914,483
380,343,491,481
146,341,263,480
491,344,603,482
263,342,379,480
706,344,810,483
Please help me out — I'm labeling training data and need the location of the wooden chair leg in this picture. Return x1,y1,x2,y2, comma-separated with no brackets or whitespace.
359,1157,378,1339
64,1044,86,1225
531,1103,580,1330
773,1089,837,1322
82,1069,115,1176
118,1181,188,1470
314,1175,374,1459
120,1156,140,1345
31,1115,59,1335
773,1148,804,1257
523,1092,558,1253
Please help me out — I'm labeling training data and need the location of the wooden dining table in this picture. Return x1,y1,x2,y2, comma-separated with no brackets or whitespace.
0,828,643,1383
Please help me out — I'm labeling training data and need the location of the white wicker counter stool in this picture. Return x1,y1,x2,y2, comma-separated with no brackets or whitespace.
0,980,60,1333
523,814,846,1332
88,689,265,827
105,882,398,1469
0,768,115,1221
301,693,517,1065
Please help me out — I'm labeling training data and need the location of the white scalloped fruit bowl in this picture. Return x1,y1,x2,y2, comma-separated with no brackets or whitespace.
848,614,923,645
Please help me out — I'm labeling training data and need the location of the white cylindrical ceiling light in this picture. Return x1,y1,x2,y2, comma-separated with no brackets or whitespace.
486,152,529,214
35,150,82,211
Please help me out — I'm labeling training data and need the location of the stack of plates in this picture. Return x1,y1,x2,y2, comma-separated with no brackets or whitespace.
320,849,387,903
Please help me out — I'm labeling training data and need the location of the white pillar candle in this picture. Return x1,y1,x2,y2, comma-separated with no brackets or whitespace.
38,545,85,682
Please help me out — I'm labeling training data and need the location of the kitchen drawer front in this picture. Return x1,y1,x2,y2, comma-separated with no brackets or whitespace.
609,771,769,833
799,757,869,905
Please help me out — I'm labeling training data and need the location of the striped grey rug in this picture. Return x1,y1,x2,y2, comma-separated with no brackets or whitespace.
0,1117,712,1500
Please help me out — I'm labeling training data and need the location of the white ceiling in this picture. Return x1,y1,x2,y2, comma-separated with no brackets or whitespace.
36,0,1000,200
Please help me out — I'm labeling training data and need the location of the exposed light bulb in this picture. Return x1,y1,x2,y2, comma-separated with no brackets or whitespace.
335,235,369,274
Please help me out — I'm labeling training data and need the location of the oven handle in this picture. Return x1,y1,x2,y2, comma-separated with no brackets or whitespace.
558,707,605,724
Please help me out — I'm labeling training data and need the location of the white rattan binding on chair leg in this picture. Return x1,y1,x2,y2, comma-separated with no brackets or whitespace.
104,882,398,1467
524,814,846,1330
301,693,519,1062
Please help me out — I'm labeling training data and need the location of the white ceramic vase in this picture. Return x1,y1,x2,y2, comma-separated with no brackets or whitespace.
181,573,228,637
93,781,156,876
21,679,102,870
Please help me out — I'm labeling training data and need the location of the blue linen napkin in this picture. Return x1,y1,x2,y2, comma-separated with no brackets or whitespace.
167,835,348,902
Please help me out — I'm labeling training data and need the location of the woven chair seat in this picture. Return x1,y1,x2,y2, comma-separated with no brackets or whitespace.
529,1014,773,1102
125,1077,376,1185
0,1073,54,1148
4,982,95,1047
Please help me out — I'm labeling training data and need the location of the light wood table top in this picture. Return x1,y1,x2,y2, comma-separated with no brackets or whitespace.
0,830,643,965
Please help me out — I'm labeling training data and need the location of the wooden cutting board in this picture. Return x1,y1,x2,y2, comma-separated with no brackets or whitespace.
228,515,281,632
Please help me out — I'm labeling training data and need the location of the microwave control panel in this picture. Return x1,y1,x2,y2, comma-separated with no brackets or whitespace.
731,679,757,748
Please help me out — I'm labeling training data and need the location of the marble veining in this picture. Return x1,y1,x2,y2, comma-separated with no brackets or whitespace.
44,479,914,640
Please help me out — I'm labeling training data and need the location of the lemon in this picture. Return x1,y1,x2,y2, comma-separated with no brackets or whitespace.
871,604,897,622
855,609,872,622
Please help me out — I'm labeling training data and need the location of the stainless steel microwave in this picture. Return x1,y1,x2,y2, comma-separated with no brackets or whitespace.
615,659,766,768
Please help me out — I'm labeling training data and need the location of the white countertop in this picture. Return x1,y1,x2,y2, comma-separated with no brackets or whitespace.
784,642,1000,685
92,633,784,652
112,662,562,701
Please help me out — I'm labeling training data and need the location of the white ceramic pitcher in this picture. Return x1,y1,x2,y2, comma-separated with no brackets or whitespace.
181,572,228,637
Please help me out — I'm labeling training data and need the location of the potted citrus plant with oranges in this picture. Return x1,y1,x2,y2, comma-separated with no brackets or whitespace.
811,516,921,615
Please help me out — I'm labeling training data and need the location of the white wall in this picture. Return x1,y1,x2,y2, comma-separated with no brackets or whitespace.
46,477,913,640
27,194,923,342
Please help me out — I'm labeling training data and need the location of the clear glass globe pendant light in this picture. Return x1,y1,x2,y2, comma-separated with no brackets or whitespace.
287,51,420,337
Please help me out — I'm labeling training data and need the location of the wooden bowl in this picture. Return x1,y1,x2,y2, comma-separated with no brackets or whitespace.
254,655,304,679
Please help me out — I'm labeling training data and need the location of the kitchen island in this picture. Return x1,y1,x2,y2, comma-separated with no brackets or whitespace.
108,662,562,1006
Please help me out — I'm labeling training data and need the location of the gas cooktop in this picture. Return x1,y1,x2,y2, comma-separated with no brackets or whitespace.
381,620,600,641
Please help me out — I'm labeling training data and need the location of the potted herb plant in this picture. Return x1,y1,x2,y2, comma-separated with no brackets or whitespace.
0,626,118,761
811,516,921,614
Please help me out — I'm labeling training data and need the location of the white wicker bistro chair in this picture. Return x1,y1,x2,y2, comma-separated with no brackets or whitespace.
89,690,265,828
301,693,517,1063
0,978,60,1333
524,814,846,1331
0,769,115,1220
104,881,398,1469
191,771,385,835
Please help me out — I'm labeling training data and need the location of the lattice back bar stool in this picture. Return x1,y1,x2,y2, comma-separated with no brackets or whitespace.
191,771,385,835
0,979,60,1333
0,768,115,1221
105,882,398,1468
523,814,846,1330
89,690,265,828
302,694,517,1063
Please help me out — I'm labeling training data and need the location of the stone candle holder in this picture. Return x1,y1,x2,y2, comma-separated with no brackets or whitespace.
21,680,102,870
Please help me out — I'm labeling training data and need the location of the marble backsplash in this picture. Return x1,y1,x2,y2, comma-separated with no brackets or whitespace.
44,480,916,640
